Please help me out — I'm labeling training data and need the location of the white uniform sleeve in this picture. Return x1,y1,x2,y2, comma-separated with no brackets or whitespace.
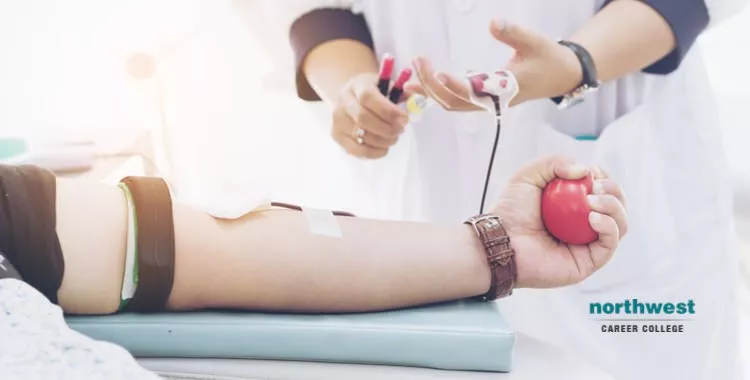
707,0,749,27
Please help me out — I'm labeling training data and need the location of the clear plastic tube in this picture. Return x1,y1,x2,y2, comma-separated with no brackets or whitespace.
402,94,435,123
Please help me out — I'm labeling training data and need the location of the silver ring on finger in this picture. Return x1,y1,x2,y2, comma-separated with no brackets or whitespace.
353,127,366,145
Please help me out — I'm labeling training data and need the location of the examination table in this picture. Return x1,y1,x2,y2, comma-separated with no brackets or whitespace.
67,301,613,380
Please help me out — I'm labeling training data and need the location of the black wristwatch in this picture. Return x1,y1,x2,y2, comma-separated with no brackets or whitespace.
551,40,600,110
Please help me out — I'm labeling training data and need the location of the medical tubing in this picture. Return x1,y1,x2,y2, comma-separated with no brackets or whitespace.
480,97,502,214
269,201,356,217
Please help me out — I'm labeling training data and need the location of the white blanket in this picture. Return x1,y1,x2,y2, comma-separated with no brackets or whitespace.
0,279,160,380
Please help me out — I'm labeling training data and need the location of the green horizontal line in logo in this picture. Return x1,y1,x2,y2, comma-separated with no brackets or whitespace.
597,319,693,322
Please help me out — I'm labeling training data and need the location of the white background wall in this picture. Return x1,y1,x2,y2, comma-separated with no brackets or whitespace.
1,0,748,216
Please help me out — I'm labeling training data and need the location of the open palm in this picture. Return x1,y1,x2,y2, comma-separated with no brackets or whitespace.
405,19,582,110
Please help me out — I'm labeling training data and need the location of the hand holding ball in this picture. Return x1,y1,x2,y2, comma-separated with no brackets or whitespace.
541,175,598,245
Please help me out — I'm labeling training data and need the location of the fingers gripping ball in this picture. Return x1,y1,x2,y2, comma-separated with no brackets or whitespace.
541,175,598,245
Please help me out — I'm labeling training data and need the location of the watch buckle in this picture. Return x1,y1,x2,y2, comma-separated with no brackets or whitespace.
472,214,500,223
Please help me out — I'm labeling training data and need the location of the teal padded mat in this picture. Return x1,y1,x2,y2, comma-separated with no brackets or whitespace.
67,301,515,372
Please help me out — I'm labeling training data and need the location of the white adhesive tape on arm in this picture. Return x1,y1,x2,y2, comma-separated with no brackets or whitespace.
303,208,343,238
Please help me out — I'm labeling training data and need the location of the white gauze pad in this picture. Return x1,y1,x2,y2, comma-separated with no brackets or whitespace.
302,208,343,238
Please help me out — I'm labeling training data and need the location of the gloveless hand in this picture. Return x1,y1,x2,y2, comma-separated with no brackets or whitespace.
332,72,410,159
406,19,583,109
493,156,628,289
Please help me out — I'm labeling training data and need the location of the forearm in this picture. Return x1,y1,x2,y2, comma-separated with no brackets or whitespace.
569,0,676,82
172,208,491,312
53,179,490,314
303,39,379,104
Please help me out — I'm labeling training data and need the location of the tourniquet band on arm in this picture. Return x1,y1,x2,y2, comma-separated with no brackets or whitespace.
0,167,177,312
118,176,175,313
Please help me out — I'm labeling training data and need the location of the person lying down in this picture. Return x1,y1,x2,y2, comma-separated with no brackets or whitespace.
0,155,627,317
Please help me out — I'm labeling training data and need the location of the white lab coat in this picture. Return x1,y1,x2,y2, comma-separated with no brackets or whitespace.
282,1,746,379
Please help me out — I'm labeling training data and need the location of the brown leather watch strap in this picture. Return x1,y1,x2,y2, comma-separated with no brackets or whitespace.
464,214,517,301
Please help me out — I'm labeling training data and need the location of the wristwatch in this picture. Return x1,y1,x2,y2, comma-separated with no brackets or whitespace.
464,214,516,301
551,40,600,110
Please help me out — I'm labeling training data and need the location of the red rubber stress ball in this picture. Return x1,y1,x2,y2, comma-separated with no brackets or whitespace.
541,175,598,245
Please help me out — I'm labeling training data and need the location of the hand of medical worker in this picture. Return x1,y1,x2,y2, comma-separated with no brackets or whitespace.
406,19,583,109
494,156,628,288
332,72,410,159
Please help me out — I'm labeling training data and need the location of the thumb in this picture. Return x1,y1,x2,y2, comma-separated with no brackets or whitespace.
489,19,544,54
512,155,586,188
403,82,426,97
